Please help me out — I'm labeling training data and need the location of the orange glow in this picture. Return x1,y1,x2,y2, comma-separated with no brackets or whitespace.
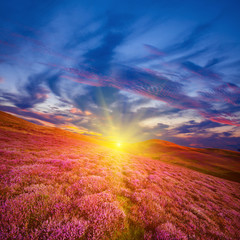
70,108,83,114
84,111,92,116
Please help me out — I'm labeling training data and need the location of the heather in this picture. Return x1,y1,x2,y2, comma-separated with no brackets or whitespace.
128,140,240,183
0,112,240,239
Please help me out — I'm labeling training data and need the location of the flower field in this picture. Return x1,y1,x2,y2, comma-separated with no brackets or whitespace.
0,111,240,239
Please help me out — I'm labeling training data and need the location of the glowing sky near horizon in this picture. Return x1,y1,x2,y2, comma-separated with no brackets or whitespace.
0,0,240,150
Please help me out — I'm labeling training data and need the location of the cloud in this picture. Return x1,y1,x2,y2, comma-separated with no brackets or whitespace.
204,57,226,68
0,70,65,109
45,59,240,127
0,88,48,109
126,20,214,66
147,119,240,150
174,120,222,134
167,133,240,151
45,72,62,96
65,12,133,49
70,108,83,115
2,72,49,109
182,61,221,81
164,22,212,54
0,105,67,125
200,112,240,126
61,64,183,106
144,44,165,56
82,14,133,75
199,82,240,106
70,107,92,116
83,31,125,74
168,48,209,64
0,1,240,150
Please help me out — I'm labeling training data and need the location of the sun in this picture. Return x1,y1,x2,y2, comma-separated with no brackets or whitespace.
116,142,122,147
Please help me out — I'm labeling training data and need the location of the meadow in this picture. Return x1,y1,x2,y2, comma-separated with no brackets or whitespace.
0,111,240,239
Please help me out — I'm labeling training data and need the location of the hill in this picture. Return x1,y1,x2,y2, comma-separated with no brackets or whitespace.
128,139,240,182
0,111,240,239
0,110,103,144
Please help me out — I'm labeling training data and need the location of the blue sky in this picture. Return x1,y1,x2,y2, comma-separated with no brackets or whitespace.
0,0,240,150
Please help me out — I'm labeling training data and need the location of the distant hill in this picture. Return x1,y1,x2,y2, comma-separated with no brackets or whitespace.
128,139,240,182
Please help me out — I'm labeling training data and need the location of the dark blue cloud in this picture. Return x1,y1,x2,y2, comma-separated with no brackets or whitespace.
174,120,222,134
83,31,125,74
164,22,212,54
204,57,226,68
182,61,221,81
82,13,133,75
46,72,62,96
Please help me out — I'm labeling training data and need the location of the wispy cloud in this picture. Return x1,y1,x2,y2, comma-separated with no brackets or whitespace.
0,0,240,149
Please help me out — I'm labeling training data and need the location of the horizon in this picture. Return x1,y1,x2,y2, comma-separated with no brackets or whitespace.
0,0,240,150
2,110,240,153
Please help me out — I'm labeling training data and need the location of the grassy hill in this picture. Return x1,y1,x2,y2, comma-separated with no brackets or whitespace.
0,111,240,239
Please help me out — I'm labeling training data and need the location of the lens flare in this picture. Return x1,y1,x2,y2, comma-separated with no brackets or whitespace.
90,87,149,149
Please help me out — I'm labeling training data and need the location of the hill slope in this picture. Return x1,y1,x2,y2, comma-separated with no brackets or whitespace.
0,111,240,239
129,139,240,182
0,110,103,144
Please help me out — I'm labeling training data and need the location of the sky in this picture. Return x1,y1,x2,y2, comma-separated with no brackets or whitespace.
0,0,240,150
